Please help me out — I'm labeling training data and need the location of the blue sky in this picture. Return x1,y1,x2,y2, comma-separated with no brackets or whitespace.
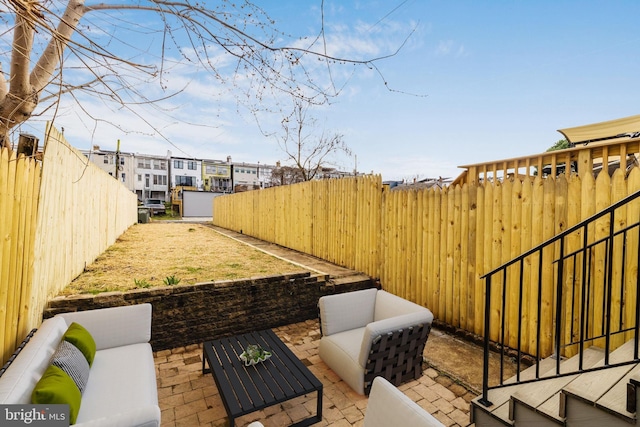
17,1,640,181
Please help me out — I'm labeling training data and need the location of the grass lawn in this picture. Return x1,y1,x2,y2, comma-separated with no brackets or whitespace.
61,223,304,295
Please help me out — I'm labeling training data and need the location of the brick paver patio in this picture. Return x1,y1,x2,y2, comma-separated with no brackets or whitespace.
155,319,476,427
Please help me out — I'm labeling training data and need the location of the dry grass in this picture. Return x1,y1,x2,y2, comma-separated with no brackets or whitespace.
61,223,304,295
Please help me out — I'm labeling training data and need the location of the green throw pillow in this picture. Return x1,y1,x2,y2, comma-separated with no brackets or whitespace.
31,364,81,424
63,322,96,367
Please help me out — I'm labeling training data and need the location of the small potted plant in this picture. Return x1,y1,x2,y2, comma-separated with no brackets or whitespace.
239,344,272,366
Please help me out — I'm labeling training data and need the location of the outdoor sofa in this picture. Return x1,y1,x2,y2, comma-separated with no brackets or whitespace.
0,303,160,426
318,287,434,395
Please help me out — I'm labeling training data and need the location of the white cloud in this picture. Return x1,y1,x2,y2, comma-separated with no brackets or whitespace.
435,40,466,57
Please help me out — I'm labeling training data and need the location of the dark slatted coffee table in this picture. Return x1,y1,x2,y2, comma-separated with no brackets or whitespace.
202,329,323,427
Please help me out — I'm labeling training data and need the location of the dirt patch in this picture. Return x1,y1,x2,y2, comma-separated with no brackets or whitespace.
61,223,304,295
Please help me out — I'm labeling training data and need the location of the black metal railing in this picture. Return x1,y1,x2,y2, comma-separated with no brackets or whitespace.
478,188,640,407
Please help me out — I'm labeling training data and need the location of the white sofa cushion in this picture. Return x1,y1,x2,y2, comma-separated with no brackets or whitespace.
318,327,367,394
76,343,158,424
58,304,151,350
364,377,444,427
319,288,377,336
76,406,161,427
0,317,67,404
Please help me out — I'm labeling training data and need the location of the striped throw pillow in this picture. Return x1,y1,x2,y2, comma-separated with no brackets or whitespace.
51,339,90,394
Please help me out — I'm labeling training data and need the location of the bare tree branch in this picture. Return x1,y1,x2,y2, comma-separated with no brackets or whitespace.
274,97,351,182
0,0,412,150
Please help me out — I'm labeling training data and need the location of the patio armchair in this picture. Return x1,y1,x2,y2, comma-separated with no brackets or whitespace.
363,376,445,426
247,376,444,427
318,288,434,395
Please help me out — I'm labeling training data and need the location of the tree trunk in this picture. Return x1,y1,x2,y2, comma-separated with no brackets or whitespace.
0,0,86,150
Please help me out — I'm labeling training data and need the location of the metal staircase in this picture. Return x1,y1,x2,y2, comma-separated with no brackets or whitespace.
472,189,640,426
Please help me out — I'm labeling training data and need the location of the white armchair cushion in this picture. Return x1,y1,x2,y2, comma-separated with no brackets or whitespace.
318,327,367,394
319,288,377,336
363,377,445,427
58,304,152,350
358,311,433,368
374,290,430,320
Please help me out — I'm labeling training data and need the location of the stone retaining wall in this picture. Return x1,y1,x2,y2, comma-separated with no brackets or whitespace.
44,272,373,351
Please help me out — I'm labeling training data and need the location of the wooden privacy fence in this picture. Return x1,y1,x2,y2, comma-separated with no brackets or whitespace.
214,176,383,278
213,167,640,357
0,124,137,364
0,148,41,366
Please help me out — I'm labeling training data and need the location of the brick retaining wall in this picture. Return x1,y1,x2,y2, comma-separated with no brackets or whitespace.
44,272,373,351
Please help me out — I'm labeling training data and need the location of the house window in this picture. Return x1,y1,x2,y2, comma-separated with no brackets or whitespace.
175,176,194,186
104,156,108,164
121,173,126,182
120,157,125,165
145,174,150,188
174,160,183,169
188,161,197,170
153,175,167,185
138,174,142,181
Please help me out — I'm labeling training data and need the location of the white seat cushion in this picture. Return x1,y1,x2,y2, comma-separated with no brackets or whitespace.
319,327,366,394
76,343,157,424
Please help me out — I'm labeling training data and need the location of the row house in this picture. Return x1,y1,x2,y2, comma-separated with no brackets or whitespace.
231,158,275,192
83,146,135,189
202,158,232,193
82,147,353,202
170,156,202,190
135,153,169,202
232,161,260,192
